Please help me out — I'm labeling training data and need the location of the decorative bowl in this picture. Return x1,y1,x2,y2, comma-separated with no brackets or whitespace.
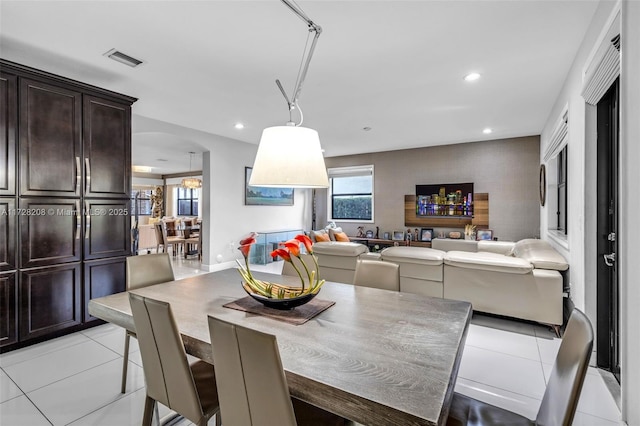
242,282,320,310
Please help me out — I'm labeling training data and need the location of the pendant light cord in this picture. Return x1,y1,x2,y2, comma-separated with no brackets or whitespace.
275,0,321,127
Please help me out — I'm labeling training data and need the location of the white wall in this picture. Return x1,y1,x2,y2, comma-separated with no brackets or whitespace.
202,141,311,271
541,0,640,422
620,1,640,423
540,0,617,315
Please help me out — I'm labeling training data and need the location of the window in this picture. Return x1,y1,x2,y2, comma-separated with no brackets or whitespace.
130,187,153,216
557,145,568,234
328,165,373,222
177,188,199,216
544,107,568,239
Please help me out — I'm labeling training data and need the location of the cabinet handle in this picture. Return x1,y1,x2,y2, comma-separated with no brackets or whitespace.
85,202,91,240
75,156,81,195
75,201,81,240
85,158,91,194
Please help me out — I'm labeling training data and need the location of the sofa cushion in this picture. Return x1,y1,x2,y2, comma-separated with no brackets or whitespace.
444,251,533,274
431,239,478,252
380,246,445,266
313,241,368,256
477,240,516,256
513,239,569,271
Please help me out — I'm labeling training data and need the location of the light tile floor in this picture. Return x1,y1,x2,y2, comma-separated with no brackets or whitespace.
0,259,624,425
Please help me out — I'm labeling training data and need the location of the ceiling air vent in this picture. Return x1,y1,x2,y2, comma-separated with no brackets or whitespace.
104,48,143,68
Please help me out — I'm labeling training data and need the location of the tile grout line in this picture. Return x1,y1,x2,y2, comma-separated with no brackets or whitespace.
1,365,54,425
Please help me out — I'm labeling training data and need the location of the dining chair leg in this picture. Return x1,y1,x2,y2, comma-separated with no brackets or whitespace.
142,396,156,426
121,331,130,393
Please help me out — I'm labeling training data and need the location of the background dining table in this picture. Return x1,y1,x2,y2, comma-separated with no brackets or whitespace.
88,268,472,426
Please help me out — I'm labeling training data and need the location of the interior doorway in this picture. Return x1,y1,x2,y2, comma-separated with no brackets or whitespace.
596,79,620,382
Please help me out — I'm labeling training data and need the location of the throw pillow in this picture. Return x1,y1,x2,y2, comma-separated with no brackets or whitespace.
314,233,331,242
334,232,350,242
328,227,343,241
310,229,329,242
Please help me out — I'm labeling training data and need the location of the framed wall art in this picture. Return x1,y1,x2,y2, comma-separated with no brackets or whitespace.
392,230,405,241
476,229,493,241
420,228,434,242
244,167,294,206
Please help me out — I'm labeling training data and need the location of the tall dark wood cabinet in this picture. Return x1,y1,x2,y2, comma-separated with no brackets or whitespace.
0,59,136,351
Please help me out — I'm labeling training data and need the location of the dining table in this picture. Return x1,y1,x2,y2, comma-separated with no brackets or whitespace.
88,268,472,426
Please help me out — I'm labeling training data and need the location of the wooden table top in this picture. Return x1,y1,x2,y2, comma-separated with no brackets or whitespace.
88,268,471,426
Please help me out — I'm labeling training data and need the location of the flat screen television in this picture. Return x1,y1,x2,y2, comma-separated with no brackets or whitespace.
416,183,474,217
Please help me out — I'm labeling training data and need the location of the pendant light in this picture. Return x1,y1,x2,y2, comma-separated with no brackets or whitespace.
181,152,202,189
249,0,329,188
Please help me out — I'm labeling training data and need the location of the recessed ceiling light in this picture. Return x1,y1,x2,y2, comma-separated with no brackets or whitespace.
132,165,153,173
234,123,245,129
482,128,493,134
103,48,143,68
464,72,481,82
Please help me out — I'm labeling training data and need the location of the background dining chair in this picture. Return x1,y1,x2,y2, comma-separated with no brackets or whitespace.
353,259,400,291
207,316,349,426
155,222,185,256
130,293,221,426
447,308,593,426
184,230,201,260
121,253,175,394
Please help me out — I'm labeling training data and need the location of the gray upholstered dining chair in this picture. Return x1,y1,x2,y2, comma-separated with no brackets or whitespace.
130,293,221,426
353,259,400,291
447,308,593,426
121,253,175,394
154,222,185,256
207,316,349,426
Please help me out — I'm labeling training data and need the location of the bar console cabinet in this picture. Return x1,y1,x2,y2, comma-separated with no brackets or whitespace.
0,59,137,351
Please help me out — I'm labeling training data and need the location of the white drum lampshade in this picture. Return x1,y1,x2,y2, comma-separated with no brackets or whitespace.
249,125,329,188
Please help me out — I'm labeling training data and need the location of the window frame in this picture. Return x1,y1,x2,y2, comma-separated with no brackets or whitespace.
177,187,199,216
557,145,568,234
327,165,374,223
130,187,154,216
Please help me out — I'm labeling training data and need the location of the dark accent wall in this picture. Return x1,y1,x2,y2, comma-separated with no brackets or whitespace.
317,135,540,242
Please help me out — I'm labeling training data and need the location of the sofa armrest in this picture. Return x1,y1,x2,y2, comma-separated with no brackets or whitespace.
513,239,569,271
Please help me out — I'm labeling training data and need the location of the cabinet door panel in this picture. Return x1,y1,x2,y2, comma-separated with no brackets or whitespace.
20,198,81,268
0,72,17,196
84,200,130,260
84,96,131,198
83,257,126,323
20,78,82,197
0,271,18,347
0,198,17,271
19,263,81,340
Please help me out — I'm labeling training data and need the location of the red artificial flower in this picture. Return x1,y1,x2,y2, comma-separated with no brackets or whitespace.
238,232,258,259
294,234,314,253
271,248,292,262
239,232,258,246
281,239,301,257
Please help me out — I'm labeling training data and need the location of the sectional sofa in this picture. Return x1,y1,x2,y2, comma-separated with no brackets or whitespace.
312,238,568,332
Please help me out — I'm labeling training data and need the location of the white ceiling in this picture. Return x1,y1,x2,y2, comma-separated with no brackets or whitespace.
1,1,599,174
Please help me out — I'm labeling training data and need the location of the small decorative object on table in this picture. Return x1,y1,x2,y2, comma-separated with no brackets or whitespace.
464,224,476,240
236,233,326,310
